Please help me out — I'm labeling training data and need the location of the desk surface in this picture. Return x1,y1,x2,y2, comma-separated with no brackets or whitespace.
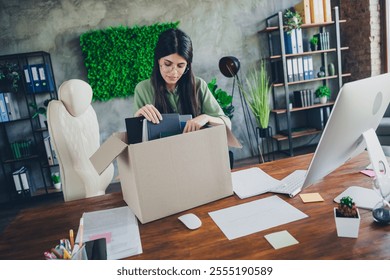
1,152,389,260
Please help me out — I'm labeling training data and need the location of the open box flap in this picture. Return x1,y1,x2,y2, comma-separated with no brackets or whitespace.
90,132,128,175
209,122,242,148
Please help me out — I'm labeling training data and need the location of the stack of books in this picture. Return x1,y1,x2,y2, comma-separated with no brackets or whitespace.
293,89,315,107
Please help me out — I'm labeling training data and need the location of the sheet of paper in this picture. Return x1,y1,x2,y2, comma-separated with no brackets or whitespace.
264,230,299,249
231,167,284,199
76,206,142,260
360,169,376,177
299,193,324,203
209,195,308,240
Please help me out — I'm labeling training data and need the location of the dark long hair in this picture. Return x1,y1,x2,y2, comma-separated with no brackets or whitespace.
151,28,200,116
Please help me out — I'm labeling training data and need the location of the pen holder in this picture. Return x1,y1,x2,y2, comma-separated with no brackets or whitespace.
71,245,88,260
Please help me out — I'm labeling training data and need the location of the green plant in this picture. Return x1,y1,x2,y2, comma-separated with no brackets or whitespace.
337,196,358,218
310,36,318,45
283,9,302,34
29,99,53,118
207,78,234,119
80,22,179,101
315,85,331,98
0,62,21,92
51,173,61,184
240,60,271,129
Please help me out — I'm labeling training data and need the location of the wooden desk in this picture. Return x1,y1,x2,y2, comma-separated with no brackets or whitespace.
1,152,389,260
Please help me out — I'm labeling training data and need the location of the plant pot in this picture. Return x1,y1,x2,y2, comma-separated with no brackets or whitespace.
319,96,327,104
54,182,61,190
257,126,272,138
334,208,360,238
310,43,318,51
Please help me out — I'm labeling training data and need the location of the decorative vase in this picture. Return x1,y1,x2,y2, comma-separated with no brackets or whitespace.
320,96,327,104
334,208,361,238
328,63,335,76
310,43,317,51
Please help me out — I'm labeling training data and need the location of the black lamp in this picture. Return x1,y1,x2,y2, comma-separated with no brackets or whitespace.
218,56,257,158
219,56,240,78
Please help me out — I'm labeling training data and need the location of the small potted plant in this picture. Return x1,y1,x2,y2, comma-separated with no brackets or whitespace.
315,85,331,104
283,9,302,34
334,196,360,238
0,62,21,92
29,98,53,128
309,36,318,51
51,172,61,190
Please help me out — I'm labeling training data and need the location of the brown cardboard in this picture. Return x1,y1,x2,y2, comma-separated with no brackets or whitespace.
90,124,237,223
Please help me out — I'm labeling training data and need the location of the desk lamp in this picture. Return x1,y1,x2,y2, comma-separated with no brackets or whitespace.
219,56,258,158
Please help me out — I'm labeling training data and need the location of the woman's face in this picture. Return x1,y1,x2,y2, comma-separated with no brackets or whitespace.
158,53,188,90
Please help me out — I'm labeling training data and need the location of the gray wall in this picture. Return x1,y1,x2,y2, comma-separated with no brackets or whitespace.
0,0,297,166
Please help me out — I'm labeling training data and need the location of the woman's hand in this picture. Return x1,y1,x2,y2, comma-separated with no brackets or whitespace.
135,104,162,124
183,114,209,133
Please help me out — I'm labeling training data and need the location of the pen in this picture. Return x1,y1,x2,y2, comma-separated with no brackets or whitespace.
51,248,62,259
69,229,74,250
78,217,84,248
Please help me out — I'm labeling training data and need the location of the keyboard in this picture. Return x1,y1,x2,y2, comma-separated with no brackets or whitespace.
270,170,307,197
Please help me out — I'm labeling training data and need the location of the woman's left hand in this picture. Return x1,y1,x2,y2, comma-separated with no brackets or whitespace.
183,114,209,133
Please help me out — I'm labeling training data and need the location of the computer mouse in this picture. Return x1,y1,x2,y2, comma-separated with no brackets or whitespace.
178,213,202,230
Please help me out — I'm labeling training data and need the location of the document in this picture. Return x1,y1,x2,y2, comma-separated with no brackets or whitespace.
76,206,142,260
231,167,284,199
209,195,308,240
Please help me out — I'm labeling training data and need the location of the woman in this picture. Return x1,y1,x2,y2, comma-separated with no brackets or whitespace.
134,28,231,133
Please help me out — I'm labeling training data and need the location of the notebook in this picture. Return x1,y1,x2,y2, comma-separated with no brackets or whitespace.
125,116,144,144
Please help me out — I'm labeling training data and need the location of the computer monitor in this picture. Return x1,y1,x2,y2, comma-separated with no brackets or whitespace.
302,73,390,189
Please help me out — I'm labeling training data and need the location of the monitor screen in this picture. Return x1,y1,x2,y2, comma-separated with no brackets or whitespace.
302,73,390,188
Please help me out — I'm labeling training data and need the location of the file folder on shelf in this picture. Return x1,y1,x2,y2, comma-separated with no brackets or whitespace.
37,64,55,92
23,65,35,93
30,65,42,93
3,92,20,120
0,93,9,122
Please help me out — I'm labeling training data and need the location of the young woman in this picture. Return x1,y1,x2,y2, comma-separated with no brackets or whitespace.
134,28,231,133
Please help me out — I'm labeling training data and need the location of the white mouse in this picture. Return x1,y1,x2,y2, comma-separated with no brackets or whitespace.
178,213,202,230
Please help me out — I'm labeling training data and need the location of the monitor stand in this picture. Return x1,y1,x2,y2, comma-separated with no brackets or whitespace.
363,129,390,223
336,128,390,224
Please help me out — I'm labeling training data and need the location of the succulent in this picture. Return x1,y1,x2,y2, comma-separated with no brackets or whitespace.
337,196,358,218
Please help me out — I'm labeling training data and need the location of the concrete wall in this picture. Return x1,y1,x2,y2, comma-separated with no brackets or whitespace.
0,0,384,191
1,0,299,163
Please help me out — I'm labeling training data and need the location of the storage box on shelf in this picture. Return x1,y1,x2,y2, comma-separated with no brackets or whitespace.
0,51,60,204
259,6,350,156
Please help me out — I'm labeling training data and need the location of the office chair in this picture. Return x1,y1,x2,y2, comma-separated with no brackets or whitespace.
47,79,114,201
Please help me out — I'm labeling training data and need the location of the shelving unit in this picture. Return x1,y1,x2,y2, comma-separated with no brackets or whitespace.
0,51,60,205
260,6,350,156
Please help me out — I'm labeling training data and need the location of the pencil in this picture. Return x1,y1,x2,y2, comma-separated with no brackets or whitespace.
78,217,84,248
69,229,74,251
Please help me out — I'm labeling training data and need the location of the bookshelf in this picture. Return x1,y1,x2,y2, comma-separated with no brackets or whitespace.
260,6,349,156
0,51,60,205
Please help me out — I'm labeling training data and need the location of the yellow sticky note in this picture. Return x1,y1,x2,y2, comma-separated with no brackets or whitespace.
299,193,324,203
264,230,299,250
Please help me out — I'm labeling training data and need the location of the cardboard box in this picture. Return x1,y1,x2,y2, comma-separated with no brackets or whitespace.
90,124,241,224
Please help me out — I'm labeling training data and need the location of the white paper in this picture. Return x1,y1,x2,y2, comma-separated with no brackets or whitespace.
209,195,308,240
76,206,142,259
232,167,284,199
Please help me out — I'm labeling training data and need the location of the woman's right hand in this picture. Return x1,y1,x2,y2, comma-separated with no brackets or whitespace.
134,104,163,124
